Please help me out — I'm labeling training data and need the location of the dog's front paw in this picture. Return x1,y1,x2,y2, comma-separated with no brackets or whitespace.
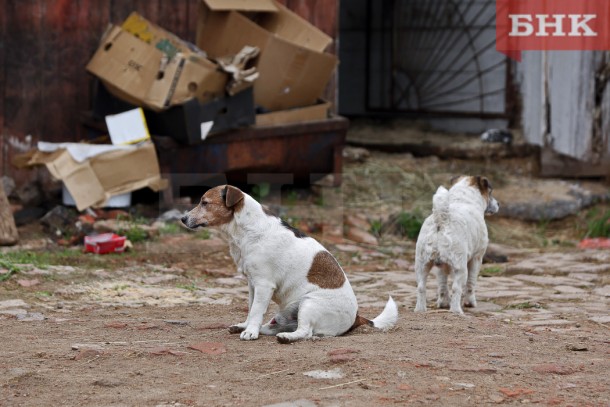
449,306,465,315
414,305,427,312
240,329,259,341
228,323,247,334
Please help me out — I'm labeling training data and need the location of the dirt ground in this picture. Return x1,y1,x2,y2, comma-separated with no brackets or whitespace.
1,150,609,407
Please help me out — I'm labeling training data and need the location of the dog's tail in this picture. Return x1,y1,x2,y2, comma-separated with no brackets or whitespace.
432,186,450,227
350,296,398,332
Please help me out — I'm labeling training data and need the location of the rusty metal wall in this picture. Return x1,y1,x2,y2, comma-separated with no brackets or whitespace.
0,0,339,183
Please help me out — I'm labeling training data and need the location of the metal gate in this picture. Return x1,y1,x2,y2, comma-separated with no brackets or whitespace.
365,0,511,119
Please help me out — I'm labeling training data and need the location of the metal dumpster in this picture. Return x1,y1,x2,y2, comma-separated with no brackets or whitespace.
152,116,349,200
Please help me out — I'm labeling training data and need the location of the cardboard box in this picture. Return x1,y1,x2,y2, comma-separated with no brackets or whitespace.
196,0,338,111
87,13,227,111
92,80,255,145
17,142,166,211
255,100,330,127
146,87,255,145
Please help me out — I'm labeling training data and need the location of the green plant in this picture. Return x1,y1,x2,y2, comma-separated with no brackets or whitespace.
159,222,182,235
196,229,211,240
176,283,198,292
251,183,271,201
480,266,503,277
0,259,20,282
585,209,610,238
370,219,383,237
35,291,53,297
396,211,425,239
122,226,148,243
286,189,299,207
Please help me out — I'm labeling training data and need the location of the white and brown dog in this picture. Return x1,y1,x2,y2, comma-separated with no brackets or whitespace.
414,176,499,315
181,185,398,343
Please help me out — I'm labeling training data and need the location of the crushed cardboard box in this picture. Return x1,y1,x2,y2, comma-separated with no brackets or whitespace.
196,0,338,111
87,12,227,111
15,142,167,211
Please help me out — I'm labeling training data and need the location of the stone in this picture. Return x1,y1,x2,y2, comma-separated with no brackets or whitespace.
303,368,344,379
74,349,103,361
16,312,45,321
16,279,40,288
187,342,227,355
263,399,317,407
532,364,577,375
499,388,534,397
0,299,29,309
345,227,378,246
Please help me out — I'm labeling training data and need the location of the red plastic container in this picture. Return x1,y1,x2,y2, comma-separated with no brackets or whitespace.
84,233,126,254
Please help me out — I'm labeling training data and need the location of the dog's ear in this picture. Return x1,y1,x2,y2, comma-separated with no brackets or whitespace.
223,185,244,208
449,175,463,186
475,176,491,193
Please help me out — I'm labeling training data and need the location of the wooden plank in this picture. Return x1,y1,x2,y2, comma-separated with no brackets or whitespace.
4,0,44,137
521,52,545,147
110,0,136,23
0,0,6,175
158,0,190,39
0,182,19,245
41,0,84,143
548,51,595,160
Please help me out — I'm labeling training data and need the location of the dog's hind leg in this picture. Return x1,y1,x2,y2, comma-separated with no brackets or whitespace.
260,303,299,336
464,256,483,308
450,261,467,315
276,301,315,343
436,265,450,309
415,260,433,312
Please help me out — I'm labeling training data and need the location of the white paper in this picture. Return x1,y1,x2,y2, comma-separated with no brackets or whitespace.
105,108,151,145
200,121,214,141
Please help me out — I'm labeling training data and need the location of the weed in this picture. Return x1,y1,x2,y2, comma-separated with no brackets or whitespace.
252,183,271,201
196,229,211,240
285,189,299,207
176,283,198,292
396,211,425,239
370,219,383,237
113,284,129,291
159,222,182,235
504,301,542,310
0,259,20,281
35,291,53,297
585,209,610,238
480,266,504,277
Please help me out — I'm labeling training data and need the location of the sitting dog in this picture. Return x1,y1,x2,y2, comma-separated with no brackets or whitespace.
414,176,499,314
181,185,398,343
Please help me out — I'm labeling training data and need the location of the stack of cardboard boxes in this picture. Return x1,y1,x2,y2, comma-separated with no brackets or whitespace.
86,0,338,144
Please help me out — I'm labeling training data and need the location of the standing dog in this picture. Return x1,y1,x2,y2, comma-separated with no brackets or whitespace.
182,185,398,343
414,176,499,314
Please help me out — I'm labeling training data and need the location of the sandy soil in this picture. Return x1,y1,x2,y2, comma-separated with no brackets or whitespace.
1,151,609,407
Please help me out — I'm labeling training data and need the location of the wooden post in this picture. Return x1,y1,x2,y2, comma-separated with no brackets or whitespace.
0,182,18,245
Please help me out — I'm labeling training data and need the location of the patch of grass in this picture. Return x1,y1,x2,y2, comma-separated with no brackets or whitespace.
584,209,610,238
396,211,425,239
195,229,211,240
285,189,299,207
0,259,20,282
370,219,383,237
113,284,129,291
121,226,148,243
1,249,81,270
159,222,182,235
35,291,53,297
480,266,504,277
504,301,542,310
176,283,198,292
251,183,271,202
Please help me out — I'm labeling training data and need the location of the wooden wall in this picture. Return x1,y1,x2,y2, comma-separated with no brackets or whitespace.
0,0,339,184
